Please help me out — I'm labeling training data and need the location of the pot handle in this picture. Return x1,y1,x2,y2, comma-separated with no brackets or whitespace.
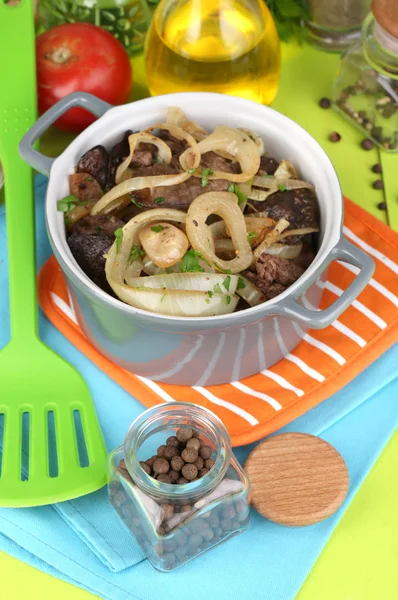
274,237,375,329
19,92,112,176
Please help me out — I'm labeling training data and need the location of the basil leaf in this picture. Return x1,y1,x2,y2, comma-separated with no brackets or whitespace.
114,228,124,252
57,194,79,213
180,249,205,273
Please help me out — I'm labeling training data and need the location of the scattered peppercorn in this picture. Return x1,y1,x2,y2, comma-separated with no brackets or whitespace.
329,131,341,143
372,163,382,174
319,97,331,109
361,138,374,150
377,201,387,210
373,180,384,190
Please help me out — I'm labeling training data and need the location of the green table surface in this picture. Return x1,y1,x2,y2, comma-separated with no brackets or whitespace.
1,42,397,599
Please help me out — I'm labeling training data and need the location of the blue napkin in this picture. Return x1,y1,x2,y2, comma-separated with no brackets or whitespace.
0,176,397,600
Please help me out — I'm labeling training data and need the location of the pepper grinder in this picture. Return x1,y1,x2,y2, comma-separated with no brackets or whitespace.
332,0,398,152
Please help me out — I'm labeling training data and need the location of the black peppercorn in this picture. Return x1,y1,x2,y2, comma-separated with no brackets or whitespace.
373,180,384,190
181,447,198,463
181,463,198,480
153,457,170,474
329,132,341,143
361,138,374,150
372,163,382,174
176,428,193,443
319,97,331,109
377,201,387,210
171,456,185,472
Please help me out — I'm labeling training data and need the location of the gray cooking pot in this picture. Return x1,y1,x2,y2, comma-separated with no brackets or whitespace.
20,92,374,386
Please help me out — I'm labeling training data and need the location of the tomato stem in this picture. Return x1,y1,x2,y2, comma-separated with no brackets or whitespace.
47,47,73,64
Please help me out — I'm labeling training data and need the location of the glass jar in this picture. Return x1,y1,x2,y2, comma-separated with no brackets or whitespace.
37,0,157,55
306,0,371,51
107,403,251,571
144,0,281,105
333,14,398,152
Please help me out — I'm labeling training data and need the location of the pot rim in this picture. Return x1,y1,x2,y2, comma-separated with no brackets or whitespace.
44,92,343,326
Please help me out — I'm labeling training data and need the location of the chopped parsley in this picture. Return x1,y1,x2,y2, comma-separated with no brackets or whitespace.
215,264,231,274
247,231,257,242
94,225,103,233
237,277,246,290
153,157,159,164
65,217,72,226
129,194,144,209
201,168,213,187
154,197,166,204
151,224,165,233
180,249,205,273
129,245,144,262
227,183,247,205
213,283,222,294
85,177,94,182
277,183,287,192
223,275,231,291
207,290,213,298
161,293,167,303
187,168,197,175
205,299,210,304
226,296,231,305
57,194,81,213
114,228,124,252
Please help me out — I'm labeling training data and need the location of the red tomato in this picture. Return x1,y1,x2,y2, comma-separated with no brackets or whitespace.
36,23,133,132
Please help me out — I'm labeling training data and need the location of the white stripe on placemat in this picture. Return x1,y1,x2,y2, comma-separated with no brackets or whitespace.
194,332,226,387
292,321,346,366
261,369,305,397
193,386,259,426
343,227,398,275
302,297,367,348
150,336,205,382
338,260,398,308
136,376,176,403
273,318,325,382
317,280,387,329
231,381,282,411
51,293,78,325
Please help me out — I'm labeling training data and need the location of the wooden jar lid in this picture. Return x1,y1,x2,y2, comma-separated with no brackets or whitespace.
372,0,398,39
245,433,349,526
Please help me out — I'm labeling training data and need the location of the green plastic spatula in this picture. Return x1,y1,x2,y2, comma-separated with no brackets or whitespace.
0,0,107,507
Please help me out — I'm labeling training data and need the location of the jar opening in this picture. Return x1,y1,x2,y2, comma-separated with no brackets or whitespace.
123,403,232,503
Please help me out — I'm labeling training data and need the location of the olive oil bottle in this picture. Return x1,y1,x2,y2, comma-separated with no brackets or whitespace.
145,0,281,105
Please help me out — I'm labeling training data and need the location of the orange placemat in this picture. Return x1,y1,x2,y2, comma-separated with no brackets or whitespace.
38,199,398,446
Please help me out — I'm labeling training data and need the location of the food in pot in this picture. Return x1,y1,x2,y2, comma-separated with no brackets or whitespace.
58,107,320,317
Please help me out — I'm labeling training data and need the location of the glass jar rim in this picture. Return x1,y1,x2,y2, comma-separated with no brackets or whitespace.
123,402,232,502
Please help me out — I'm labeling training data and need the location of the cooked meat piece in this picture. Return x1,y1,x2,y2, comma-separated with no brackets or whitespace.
245,254,305,300
248,188,319,244
157,129,188,157
293,242,316,269
68,215,124,293
130,148,154,168
257,155,279,175
69,173,103,203
77,145,109,190
106,130,132,191
200,151,240,174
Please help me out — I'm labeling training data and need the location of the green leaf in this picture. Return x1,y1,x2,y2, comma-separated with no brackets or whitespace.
226,296,231,305
180,249,205,273
129,194,144,209
207,290,214,298
151,224,165,233
278,184,287,192
227,182,247,205
213,283,223,294
161,293,167,303
247,231,257,241
129,245,144,262
223,275,231,291
238,277,246,290
187,168,197,174
94,225,103,233
114,228,124,252
154,197,166,204
201,168,213,187
205,298,210,304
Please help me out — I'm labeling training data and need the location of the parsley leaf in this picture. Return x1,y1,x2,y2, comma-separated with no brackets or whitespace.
187,168,197,174
65,217,72,226
57,194,80,213
154,197,166,204
114,228,124,252
180,249,205,273
223,275,231,291
94,225,103,233
205,299,210,304
238,277,246,290
247,231,257,242
215,264,231,274
226,296,231,305
129,194,144,209
201,168,213,187
129,245,144,262
161,293,167,303
207,290,213,298
213,283,222,294
227,183,247,205
266,0,311,44
278,183,287,192
151,224,165,233
153,157,159,164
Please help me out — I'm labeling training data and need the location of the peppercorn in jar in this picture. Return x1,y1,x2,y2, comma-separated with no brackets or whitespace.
107,403,251,571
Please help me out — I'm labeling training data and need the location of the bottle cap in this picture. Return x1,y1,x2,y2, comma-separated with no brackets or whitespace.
372,0,398,39
244,433,349,526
